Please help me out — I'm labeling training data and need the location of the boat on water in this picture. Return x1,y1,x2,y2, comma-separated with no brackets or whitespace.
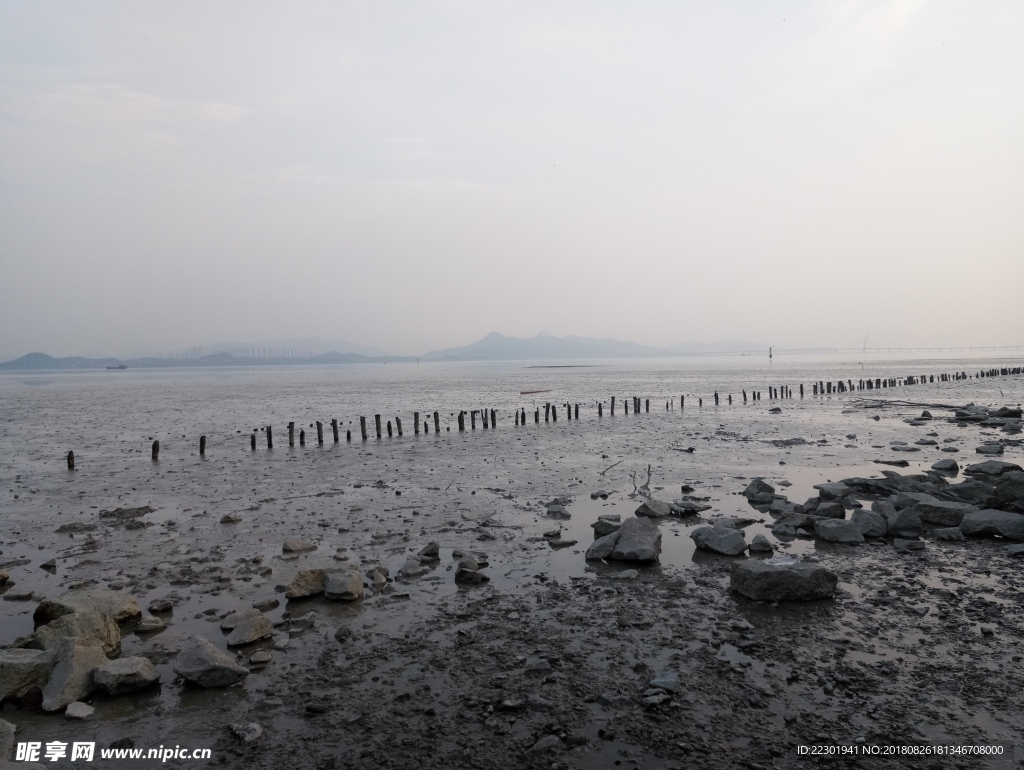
105,364,128,370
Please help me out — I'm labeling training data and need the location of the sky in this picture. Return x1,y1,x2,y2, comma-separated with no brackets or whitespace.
1,1,1022,359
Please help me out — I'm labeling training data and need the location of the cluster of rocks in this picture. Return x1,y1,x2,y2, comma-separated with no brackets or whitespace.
748,459,1024,549
952,403,1022,434
585,517,661,562
0,590,162,716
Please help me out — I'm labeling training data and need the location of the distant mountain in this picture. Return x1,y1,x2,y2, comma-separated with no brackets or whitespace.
667,340,769,354
422,332,670,361
204,336,391,358
0,351,411,371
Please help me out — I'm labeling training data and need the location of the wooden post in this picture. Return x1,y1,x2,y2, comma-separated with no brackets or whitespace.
332,419,339,442
152,440,160,460
434,412,440,433
300,429,306,446
288,422,295,447
598,402,603,417
714,392,719,405
346,429,352,441
200,435,206,456
645,399,649,412
387,421,393,438
251,433,256,450
67,451,75,470
396,417,403,436
414,412,420,434
360,417,368,441
574,404,579,419
545,403,550,422
728,394,732,405
698,398,702,407
515,410,520,426
374,414,382,439
490,409,496,427
800,384,804,397
534,408,539,423
611,396,616,415
458,411,465,431
267,426,272,448
471,410,477,429
551,405,557,421
316,421,324,445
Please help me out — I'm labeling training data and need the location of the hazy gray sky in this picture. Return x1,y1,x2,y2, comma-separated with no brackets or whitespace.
1,1,1022,359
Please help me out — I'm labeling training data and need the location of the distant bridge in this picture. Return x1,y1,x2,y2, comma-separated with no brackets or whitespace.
693,345,1024,357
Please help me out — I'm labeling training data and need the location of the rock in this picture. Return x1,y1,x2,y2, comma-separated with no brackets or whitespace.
585,531,620,560
249,650,272,665
230,722,263,743
0,571,7,585
41,638,108,712
748,534,775,553
397,556,429,579
454,567,489,585
850,510,888,538
93,656,160,695
282,540,317,553
635,499,672,517
136,616,166,633
224,611,273,646
975,444,1004,455
590,489,610,500
815,482,849,500
892,445,921,452
284,569,328,599
931,459,960,476
324,568,364,601
742,479,775,504
607,569,638,580
815,500,846,519
219,513,242,524
0,718,14,760
887,508,922,538
1006,544,1024,556
933,527,965,541
959,509,1024,541
417,542,440,561
252,598,280,612
772,523,798,538
548,538,576,549
993,472,1024,512
670,499,712,514
964,460,1022,477
34,590,141,626
530,735,562,753
591,518,621,537
690,526,746,556
28,610,120,657
172,636,249,688
64,701,94,719
872,499,897,517
814,519,864,544
894,539,926,553
774,512,818,531
0,649,56,704
648,672,679,693
148,598,174,614
730,561,837,602
609,517,662,562
913,499,977,527
545,504,570,519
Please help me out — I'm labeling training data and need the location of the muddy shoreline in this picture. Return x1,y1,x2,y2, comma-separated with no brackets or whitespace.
2,366,1023,769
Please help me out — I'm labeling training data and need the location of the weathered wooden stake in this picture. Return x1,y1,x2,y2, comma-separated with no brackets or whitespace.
67,450,75,470
645,399,649,412
152,440,160,460
316,421,324,445
200,435,206,456
534,408,539,423
414,412,420,434
288,422,295,447
800,384,804,397
458,411,466,431
267,426,272,448
471,410,477,429
347,429,352,441
552,405,557,421
714,392,719,406
728,394,732,405
490,409,496,427
374,414,382,439
332,419,339,442
300,429,306,446
251,433,256,450
387,421,393,438
611,396,616,415
515,410,520,426
434,412,440,433
598,402,603,417
545,403,550,422
574,404,579,419
396,417,403,436
360,417,368,441
698,398,702,407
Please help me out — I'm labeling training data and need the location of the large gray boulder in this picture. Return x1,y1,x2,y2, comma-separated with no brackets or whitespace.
93,656,160,695
887,507,922,538
742,479,775,504
730,561,837,602
41,638,107,712
931,458,959,476
635,499,672,518
913,499,977,527
959,510,1024,541
609,517,662,562
815,500,846,519
815,482,849,500
224,610,273,646
324,568,364,601
173,636,249,688
27,611,120,657
850,510,887,538
993,472,1024,513
814,519,864,544
34,590,141,626
748,534,775,553
0,649,56,704
964,460,1023,477
591,517,621,537
975,444,1004,456
690,526,747,556
284,569,328,599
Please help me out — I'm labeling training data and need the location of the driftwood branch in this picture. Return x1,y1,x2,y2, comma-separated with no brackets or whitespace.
600,459,623,476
